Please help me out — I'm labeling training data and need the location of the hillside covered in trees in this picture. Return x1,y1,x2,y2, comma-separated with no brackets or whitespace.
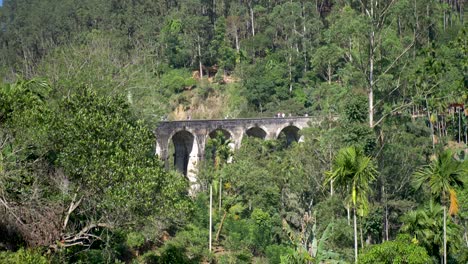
0,0,467,263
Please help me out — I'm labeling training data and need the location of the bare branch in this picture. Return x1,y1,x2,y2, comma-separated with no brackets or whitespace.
377,0,396,29
415,81,443,99
62,193,83,231
51,241,84,250
0,196,25,225
373,63,407,108
379,0,396,20
373,102,414,127
0,134,11,149
55,222,113,250
74,223,113,238
374,41,414,85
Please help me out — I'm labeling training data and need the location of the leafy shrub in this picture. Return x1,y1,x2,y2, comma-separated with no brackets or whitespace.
235,249,253,263
140,251,159,264
265,244,294,264
224,218,251,251
161,224,208,261
158,244,194,264
160,69,196,94
279,248,314,264
249,208,273,253
359,234,431,264
0,248,48,264
73,249,106,264
218,250,253,264
126,232,145,249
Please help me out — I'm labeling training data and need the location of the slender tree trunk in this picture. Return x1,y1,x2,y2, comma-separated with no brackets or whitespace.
302,2,307,73
249,3,255,37
383,184,389,241
368,3,375,128
354,207,358,263
444,205,447,264
215,210,227,241
452,110,455,140
368,31,374,128
328,145,334,196
413,0,418,59
437,111,442,138
444,10,447,31
398,16,402,37
349,38,353,62
235,31,240,52
458,108,461,143
198,35,203,79
360,218,364,249
445,115,448,136
426,97,435,151
303,50,307,73
329,125,333,196
461,0,464,23
450,3,453,27
209,184,213,252
212,0,216,23
347,186,350,225
426,4,430,42
219,178,222,213
385,203,389,241
439,117,443,138
289,52,293,93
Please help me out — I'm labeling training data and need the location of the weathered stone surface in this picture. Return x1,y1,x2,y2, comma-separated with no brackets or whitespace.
154,117,318,184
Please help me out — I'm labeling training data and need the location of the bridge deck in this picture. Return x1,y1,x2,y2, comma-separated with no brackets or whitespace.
155,116,315,130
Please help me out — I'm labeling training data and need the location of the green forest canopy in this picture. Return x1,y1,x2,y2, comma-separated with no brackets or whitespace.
0,0,467,263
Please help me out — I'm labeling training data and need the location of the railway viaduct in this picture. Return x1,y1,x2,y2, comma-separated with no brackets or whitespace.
154,116,318,184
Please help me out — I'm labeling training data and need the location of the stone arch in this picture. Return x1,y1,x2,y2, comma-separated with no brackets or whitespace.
277,125,301,145
170,130,197,176
208,128,233,140
245,126,267,139
206,128,234,162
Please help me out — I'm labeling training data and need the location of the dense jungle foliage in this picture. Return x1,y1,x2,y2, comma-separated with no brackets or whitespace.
0,0,467,263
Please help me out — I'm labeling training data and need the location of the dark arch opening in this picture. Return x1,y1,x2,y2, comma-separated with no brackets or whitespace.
170,130,194,176
246,126,267,139
209,128,232,139
278,126,301,146
206,129,233,163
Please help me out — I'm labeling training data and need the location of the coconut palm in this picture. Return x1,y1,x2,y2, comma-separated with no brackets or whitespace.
413,149,466,264
324,146,378,263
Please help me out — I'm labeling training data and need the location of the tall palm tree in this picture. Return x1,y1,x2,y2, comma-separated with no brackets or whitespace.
208,131,233,210
413,150,466,264
206,131,233,252
325,146,378,263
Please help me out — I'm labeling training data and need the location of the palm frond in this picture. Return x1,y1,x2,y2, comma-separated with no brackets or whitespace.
324,145,377,209
448,188,459,216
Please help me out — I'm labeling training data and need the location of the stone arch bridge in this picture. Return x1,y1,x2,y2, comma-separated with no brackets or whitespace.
154,117,317,183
